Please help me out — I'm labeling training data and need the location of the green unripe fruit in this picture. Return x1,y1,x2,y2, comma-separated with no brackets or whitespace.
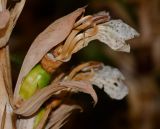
19,64,53,128
19,64,51,99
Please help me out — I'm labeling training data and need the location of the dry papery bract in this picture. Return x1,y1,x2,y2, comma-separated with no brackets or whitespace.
13,6,139,129
0,0,26,48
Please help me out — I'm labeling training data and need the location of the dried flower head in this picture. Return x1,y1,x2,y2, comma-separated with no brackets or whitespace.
91,65,128,99
13,7,139,129
66,61,128,100
46,12,139,62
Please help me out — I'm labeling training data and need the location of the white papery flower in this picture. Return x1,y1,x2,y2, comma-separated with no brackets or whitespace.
73,19,139,54
91,65,128,99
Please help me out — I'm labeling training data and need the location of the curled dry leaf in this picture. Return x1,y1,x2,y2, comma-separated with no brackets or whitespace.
14,81,97,116
91,65,128,99
14,7,85,101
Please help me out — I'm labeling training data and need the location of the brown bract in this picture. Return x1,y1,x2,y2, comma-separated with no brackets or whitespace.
0,0,26,48
14,81,97,117
0,10,10,29
14,7,85,101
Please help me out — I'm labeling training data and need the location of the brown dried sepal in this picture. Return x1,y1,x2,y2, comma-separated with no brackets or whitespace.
67,61,103,80
0,10,10,29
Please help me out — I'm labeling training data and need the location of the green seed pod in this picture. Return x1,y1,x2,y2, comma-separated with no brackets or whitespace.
19,64,51,100
18,64,53,128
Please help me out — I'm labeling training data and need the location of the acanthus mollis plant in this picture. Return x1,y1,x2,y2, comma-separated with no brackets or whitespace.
10,6,139,129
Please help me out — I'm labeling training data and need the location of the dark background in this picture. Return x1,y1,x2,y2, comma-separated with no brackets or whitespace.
9,0,160,129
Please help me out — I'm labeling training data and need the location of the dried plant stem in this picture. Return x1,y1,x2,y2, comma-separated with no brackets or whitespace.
0,46,14,129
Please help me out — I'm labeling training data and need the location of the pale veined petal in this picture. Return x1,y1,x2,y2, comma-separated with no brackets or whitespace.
72,19,139,54
90,66,128,100
95,20,139,52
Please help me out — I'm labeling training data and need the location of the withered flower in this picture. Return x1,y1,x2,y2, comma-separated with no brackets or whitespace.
13,7,139,129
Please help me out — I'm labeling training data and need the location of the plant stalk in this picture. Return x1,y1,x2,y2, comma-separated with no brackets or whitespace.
0,46,14,129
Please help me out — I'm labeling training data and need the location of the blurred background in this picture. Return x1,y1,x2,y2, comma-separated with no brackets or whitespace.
9,0,160,129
